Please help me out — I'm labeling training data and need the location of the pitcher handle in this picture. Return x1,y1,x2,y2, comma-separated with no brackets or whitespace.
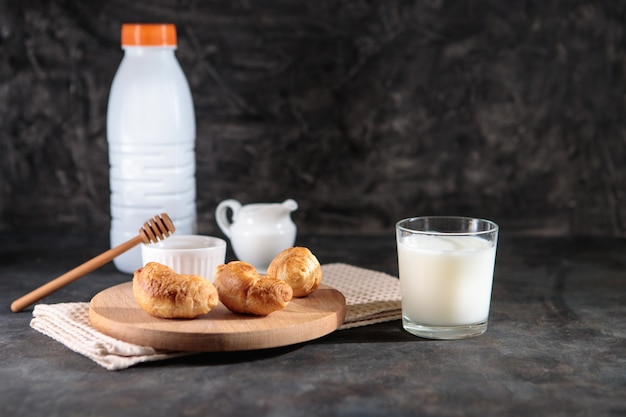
215,199,242,238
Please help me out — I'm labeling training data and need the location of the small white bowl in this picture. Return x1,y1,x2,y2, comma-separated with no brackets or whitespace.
141,235,227,282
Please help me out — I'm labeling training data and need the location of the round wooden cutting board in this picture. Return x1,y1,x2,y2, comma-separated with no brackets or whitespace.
89,282,346,352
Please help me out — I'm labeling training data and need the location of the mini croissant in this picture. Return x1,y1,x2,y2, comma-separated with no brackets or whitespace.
266,247,322,297
214,261,293,316
133,262,219,319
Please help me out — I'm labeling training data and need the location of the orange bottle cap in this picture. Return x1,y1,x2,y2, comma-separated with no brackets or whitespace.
121,24,177,47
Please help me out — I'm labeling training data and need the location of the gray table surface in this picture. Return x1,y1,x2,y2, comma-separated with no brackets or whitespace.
1,232,624,417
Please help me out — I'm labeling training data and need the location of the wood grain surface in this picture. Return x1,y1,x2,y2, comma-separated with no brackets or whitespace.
89,282,346,352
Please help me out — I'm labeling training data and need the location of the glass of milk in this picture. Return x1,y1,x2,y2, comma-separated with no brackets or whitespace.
396,217,499,339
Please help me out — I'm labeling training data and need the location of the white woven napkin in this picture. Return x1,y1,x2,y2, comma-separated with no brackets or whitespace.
30,263,400,370
322,263,401,329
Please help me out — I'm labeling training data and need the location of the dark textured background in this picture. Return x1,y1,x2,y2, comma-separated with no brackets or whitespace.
1,0,625,237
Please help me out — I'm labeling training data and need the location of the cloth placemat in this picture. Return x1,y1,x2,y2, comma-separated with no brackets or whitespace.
30,263,400,370
322,263,401,329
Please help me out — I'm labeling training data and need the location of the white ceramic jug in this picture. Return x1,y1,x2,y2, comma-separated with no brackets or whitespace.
215,199,298,273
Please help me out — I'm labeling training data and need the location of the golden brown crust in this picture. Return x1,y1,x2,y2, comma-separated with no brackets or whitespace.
132,262,219,319
266,247,322,297
214,261,292,316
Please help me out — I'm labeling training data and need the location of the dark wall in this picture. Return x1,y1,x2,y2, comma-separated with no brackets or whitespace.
1,0,625,237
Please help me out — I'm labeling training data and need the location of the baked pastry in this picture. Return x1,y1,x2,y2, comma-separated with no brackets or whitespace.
214,261,293,316
266,246,322,297
132,262,219,319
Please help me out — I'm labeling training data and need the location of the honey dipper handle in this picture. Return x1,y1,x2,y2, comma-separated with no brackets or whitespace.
10,235,144,313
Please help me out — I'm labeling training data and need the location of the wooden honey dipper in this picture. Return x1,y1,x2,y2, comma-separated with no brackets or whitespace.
10,213,176,313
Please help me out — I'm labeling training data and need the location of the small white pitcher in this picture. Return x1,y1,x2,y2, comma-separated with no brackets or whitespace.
215,199,298,273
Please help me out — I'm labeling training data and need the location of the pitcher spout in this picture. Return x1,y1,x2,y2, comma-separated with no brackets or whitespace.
256,199,298,222
281,199,298,213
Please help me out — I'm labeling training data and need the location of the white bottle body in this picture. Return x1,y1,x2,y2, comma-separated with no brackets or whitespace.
107,46,197,273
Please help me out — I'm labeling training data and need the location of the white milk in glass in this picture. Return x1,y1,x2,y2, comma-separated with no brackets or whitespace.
398,234,496,326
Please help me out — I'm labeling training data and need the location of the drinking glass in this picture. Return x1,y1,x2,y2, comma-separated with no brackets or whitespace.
396,216,498,339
